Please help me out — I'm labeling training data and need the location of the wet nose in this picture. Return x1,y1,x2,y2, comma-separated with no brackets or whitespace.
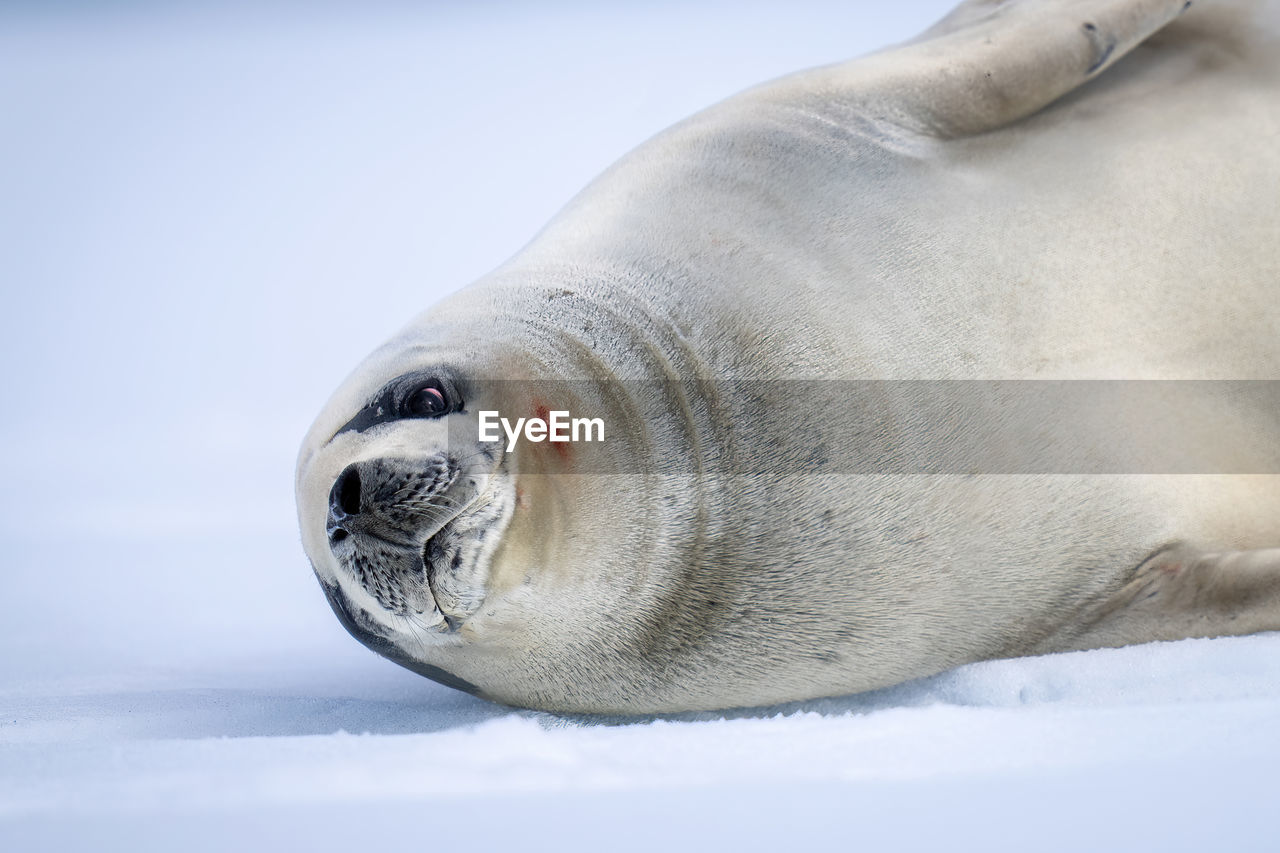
327,464,362,543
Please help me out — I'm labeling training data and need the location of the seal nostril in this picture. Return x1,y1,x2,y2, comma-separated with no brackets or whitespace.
332,465,362,517
329,527,349,544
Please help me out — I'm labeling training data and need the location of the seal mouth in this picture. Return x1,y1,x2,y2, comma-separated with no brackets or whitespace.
418,491,506,630
322,449,513,635
417,448,515,629
421,510,467,625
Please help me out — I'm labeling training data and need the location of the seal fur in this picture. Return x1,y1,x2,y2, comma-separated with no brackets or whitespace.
296,0,1280,713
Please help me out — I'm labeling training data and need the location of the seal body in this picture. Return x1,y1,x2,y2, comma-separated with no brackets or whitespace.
297,0,1280,713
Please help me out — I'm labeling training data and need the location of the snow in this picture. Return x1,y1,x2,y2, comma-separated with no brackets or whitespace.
2,1,1277,850
6,637,1280,850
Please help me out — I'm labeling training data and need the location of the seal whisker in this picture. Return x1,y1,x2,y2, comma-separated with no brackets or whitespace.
396,612,432,659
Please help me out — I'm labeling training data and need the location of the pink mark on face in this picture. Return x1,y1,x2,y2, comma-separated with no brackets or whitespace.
531,398,572,461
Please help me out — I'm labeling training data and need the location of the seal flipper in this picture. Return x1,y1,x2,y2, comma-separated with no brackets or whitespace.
843,0,1195,137
1038,546,1280,654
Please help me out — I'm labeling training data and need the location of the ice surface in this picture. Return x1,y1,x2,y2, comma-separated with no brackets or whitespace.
2,1,1277,850
5,636,1280,851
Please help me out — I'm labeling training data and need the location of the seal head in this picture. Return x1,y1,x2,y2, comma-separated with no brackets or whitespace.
295,279,704,708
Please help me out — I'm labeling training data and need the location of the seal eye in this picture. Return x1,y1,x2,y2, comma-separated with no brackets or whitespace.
333,373,462,436
403,383,450,418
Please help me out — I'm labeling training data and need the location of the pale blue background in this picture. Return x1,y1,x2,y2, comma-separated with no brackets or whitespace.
0,0,953,680
0,0,962,676
6,4,1277,851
